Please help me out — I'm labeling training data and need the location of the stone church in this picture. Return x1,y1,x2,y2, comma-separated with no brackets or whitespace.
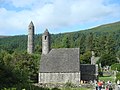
39,29,80,84
27,22,98,85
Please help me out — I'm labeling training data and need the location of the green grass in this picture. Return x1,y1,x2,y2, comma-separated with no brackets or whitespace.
60,88,92,90
99,76,115,83
1,87,93,90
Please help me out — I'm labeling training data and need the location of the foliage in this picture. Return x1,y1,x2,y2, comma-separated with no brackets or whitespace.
98,53,118,67
0,63,20,88
99,76,115,82
0,51,40,88
116,72,120,81
1,83,50,90
80,51,91,64
61,87,92,90
64,82,76,88
98,64,103,76
1,87,92,90
111,63,120,71
51,87,61,90
116,50,120,59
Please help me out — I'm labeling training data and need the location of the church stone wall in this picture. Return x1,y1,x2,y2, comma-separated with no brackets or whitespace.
39,72,80,85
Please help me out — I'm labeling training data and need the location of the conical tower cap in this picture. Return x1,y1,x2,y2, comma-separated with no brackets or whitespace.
29,21,34,27
43,29,49,35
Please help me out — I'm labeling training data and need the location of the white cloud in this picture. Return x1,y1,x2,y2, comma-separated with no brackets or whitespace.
0,0,120,35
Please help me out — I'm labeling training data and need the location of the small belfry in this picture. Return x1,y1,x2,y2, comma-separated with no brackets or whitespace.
42,29,50,55
27,21,34,54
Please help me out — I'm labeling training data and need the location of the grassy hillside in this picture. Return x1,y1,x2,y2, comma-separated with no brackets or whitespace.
87,21,120,32
0,21,120,55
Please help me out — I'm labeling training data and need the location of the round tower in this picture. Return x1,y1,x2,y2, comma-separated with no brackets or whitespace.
42,29,50,55
91,51,95,64
27,21,34,54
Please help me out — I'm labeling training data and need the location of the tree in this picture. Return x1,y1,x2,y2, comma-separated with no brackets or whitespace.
116,50,120,59
85,32,94,51
98,53,118,67
3,54,13,66
105,34,116,54
116,72,120,82
111,63,120,71
12,52,39,83
80,51,91,64
62,34,70,48
0,61,27,88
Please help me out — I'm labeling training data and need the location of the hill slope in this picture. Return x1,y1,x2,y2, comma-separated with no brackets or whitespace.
87,21,120,32
0,21,120,55
0,36,9,38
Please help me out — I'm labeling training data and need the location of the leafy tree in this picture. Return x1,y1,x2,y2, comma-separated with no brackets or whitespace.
111,63,120,71
3,53,13,66
0,62,28,88
98,53,118,67
62,34,70,48
116,50,120,59
0,51,40,88
12,52,40,82
85,32,94,51
105,34,116,54
80,51,91,64
116,72,120,81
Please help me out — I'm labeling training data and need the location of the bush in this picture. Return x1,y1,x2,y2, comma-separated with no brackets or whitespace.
1,88,16,90
51,87,61,90
98,54,118,67
111,63,120,71
1,83,50,90
64,82,76,88
116,72,120,81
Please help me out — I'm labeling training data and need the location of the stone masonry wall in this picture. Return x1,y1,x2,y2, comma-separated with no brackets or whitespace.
39,72,80,85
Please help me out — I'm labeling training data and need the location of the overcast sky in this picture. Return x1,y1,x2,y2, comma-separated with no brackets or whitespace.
0,0,120,35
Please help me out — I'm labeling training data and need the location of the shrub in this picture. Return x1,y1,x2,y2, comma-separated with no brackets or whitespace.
98,54,118,67
1,83,50,90
111,63,120,71
116,72,120,81
64,82,76,88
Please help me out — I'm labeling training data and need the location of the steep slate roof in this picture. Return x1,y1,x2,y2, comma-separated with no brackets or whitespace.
39,48,80,73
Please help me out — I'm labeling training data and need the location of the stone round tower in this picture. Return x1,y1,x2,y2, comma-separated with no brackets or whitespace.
42,29,50,55
27,21,34,54
91,51,95,64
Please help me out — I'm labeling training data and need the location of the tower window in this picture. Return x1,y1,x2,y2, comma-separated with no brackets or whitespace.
45,36,47,40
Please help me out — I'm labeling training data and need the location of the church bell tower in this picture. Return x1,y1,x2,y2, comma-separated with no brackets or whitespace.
42,29,50,55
